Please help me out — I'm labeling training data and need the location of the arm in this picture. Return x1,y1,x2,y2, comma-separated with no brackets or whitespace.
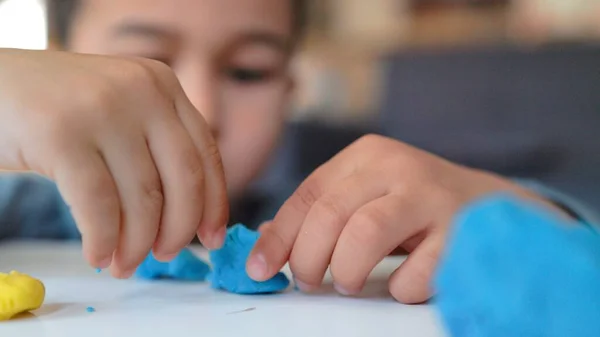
0,173,79,241
515,178,600,227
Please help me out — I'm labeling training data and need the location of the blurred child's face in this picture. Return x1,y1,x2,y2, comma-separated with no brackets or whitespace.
68,0,294,197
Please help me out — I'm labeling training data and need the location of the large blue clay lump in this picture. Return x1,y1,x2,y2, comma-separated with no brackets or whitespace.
434,194,600,337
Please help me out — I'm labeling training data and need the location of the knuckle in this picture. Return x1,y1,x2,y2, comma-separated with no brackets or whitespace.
119,59,155,85
312,196,347,228
291,180,322,214
113,60,167,101
205,141,225,173
265,227,288,254
140,58,180,93
347,208,389,246
142,57,171,75
351,134,386,151
181,153,205,200
88,175,120,211
138,177,164,217
359,133,384,145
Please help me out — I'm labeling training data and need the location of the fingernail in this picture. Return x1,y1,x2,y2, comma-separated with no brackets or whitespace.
120,268,135,279
247,253,268,280
334,283,352,296
154,252,177,262
211,227,226,249
98,256,112,269
294,279,314,293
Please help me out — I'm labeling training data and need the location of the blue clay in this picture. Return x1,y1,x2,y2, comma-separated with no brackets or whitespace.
209,224,290,294
434,194,600,337
135,248,211,281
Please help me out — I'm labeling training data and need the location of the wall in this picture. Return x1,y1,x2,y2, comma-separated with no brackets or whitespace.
293,0,600,122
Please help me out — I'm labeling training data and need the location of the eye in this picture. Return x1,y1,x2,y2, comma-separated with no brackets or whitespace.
227,67,271,83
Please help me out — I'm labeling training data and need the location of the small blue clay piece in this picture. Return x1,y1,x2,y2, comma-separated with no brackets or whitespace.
134,248,211,281
209,224,290,294
86,306,95,313
434,194,600,337
95,268,102,274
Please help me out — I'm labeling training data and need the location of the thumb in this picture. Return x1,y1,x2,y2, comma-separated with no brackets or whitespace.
388,232,445,304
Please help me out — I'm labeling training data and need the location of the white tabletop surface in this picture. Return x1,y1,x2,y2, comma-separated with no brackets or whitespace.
0,241,447,337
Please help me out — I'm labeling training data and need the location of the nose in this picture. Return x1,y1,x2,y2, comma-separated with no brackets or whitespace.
175,63,220,139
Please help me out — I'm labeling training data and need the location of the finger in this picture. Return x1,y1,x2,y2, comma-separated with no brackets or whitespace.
52,145,120,269
258,221,272,233
400,232,427,253
289,172,387,291
145,112,205,257
175,94,228,248
388,231,446,304
389,232,426,256
330,194,428,295
247,140,367,281
247,163,343,281
99,131,163,278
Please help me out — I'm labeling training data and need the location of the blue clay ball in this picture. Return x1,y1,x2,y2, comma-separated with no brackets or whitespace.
135,248,211,281
209,224,290,294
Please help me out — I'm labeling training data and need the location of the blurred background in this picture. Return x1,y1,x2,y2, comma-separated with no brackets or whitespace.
1,0,599,209
3,0,599,121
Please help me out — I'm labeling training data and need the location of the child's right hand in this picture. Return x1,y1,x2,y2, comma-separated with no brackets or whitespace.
0,48,228,277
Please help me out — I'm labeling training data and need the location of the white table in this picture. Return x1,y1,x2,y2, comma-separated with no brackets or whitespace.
0,242,447,337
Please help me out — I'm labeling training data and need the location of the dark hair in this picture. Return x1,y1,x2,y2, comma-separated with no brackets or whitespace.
47,0,308,47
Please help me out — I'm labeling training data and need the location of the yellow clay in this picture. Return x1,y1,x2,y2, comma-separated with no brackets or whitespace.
0,271,45,321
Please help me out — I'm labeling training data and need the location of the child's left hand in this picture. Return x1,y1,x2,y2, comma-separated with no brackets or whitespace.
247,134,566,303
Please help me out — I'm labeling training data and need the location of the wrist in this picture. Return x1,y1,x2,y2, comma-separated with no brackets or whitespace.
468,169,574,220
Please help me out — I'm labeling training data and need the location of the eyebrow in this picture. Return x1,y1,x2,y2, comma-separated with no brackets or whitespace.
111,22,176,40
230,32,291,54
111,22,291,53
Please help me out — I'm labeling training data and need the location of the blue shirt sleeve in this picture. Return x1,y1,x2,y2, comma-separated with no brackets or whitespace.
515,178,600,227
0,173,79,241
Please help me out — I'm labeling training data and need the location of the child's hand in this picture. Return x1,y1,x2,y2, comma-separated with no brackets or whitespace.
247,134,564,303
0,49,228,277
